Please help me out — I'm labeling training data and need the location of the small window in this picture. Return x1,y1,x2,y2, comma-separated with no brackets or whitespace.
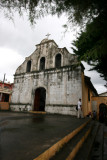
26,60,31,72
40,57,45,70
4,86,9,89
88,89,90,101
55,54,61,68
4,94,9,102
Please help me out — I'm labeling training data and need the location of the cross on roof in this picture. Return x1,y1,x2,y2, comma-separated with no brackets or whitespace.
45,33,51,39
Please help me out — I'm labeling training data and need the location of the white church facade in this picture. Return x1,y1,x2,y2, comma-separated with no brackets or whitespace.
10,38,98,116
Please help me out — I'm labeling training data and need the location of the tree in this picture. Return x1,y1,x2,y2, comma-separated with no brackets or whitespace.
72,14,107,81
0,0,107,81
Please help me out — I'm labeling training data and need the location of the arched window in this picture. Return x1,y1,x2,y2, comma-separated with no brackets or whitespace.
55,54,61,68
40,57,45,70
26,60,31,72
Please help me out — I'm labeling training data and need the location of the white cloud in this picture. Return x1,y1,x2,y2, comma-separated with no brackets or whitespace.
82,62,107,94
0,48,24,82
0,11,106,94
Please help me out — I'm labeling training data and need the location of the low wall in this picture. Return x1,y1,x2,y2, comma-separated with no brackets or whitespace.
45,105,77,115
0,102,9,110
10,104,32,112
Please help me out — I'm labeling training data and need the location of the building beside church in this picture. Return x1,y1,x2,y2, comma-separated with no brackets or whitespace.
92,92,107,120
99,92,107,96
0,81,13,110
10,38,98,116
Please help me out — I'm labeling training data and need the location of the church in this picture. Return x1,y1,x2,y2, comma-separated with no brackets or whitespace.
10,38,98,116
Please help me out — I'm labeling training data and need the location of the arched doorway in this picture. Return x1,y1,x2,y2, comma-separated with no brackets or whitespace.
34,87,46,111
99,103,107,123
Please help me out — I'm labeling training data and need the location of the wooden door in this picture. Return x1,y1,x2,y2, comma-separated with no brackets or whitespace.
34,89,40,111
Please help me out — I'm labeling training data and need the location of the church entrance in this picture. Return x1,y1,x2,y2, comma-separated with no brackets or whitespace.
34,87,46,111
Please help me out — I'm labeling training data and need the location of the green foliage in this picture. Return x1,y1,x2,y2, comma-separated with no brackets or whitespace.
0,0,105,25
72,11,107,81
0,0,107,80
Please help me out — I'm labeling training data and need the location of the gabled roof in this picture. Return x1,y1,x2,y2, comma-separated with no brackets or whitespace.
99,91,107,96
36,39,58,47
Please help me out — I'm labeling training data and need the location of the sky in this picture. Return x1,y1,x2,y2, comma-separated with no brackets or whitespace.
0,11,106,94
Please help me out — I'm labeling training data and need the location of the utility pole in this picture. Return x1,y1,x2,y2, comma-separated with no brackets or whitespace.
3,73,6,85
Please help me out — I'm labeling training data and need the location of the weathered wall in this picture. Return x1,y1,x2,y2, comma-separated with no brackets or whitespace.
81,73,88,116
15,40,77,75
11,66,82,115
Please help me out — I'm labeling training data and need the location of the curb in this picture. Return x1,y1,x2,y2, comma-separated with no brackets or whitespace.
66,127,92,160
33,119,91,160
29,111,46,114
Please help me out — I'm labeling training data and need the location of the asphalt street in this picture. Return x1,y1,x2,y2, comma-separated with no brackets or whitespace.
0,111,88,160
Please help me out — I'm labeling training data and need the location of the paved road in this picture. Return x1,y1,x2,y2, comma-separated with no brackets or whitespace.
0,111,88,160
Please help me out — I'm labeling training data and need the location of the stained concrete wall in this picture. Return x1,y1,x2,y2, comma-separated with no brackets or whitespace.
11,66,82,115
81,73,97,116
81,73,88,116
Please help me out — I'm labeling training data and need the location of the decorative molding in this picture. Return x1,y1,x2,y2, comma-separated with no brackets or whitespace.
14,65,79,76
